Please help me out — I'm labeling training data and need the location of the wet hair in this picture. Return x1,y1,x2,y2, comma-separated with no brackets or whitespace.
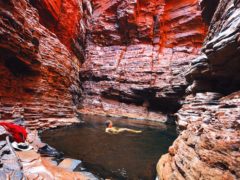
105,120,112,127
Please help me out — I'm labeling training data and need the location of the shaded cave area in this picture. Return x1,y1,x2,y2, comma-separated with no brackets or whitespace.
200,0,220,24
101,88,182,114
80,82,184,124
0,49,41,120
4,56,39,77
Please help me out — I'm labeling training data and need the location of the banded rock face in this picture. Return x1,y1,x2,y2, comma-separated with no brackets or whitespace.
79,0,207,121
157,0,240,179
186,0,240,94
29,0,92,61
157,92,240,180
0,0,208,125
0,0,82,129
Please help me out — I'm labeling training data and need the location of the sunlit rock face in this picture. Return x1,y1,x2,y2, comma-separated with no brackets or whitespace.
157,0,240,179
29,0,92,61
0,0,82,129
79,0,207,121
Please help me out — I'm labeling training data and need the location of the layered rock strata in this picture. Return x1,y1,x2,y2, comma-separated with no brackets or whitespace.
157,92,240,179
157,0,240,179
186,0,240,94
0,0,208,125
79,0,207,121
29,0,92,61
0,0,82,129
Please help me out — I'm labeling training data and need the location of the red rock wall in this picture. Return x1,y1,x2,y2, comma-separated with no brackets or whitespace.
0,0,208,126
30,0,92,61
0,0,81,129
89,0,206,47
79,0,207,121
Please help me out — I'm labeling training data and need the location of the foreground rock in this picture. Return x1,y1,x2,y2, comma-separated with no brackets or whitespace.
17,150,88,179
0,126,23,179
176,92,223,130
186,0,240,94
157,91,240,179
0,127,96,179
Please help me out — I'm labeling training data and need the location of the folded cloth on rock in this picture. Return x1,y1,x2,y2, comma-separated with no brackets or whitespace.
0,122,27,143
12,141,33,151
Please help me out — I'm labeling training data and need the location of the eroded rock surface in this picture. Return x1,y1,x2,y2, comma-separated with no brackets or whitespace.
79,0,207,121
30,0,92,61
0,0,81,129
186,0,240,94
157,92,240,179
0,0,239,179
0,0,208,124
157,0,240,179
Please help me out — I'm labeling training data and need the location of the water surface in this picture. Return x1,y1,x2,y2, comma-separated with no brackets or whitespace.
41,115,177,179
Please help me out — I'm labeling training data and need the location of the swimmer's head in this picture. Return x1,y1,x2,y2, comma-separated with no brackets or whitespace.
105,120,113,128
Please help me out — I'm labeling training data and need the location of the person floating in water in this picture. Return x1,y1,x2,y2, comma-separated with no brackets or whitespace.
105,120,142,134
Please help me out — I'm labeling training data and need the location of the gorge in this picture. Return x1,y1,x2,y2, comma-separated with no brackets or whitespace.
0,0,239,179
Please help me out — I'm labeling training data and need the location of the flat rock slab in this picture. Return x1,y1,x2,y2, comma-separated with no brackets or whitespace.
16,150,40,163
58,158,82,171
17,150,89,179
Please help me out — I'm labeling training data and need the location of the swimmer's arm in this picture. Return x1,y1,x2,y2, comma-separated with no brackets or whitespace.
105,127,142,134
124,128,142,133
118,128,142,133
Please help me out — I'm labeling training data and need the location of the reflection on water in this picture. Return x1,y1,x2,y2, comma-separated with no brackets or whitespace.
41,115,177,180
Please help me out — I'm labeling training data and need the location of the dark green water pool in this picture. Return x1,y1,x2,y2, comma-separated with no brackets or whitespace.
41,115,177,180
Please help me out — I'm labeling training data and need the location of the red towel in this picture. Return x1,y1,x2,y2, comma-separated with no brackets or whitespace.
0,122,27,143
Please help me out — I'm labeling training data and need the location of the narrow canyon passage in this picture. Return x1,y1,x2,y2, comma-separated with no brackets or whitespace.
0,0,240,179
